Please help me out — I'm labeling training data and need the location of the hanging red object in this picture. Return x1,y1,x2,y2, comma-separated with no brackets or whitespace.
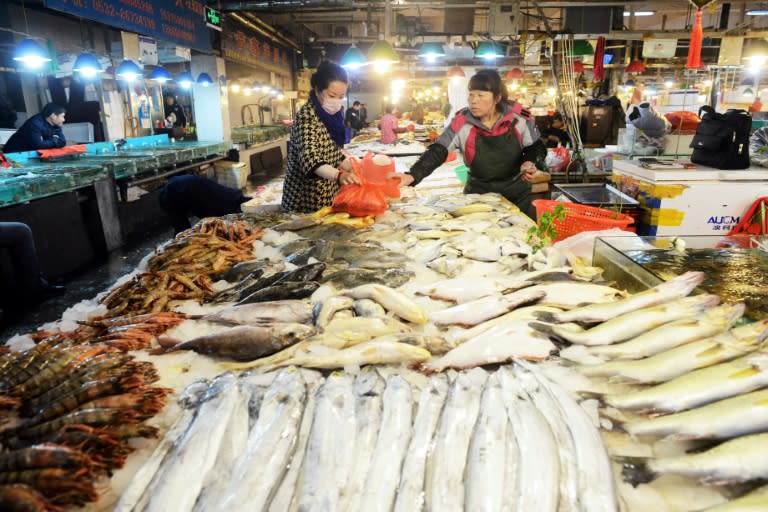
625,59,645,73
506,67,524,80
593,36,606,81
572,60,585,73
686,9,705,69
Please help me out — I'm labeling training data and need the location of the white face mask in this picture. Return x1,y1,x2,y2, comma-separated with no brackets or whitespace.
321,97,345,115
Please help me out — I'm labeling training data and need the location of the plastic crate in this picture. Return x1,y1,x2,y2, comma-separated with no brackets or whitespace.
214,161,248,189
532,199,635,242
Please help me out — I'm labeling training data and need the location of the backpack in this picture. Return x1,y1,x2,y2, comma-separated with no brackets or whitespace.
690,106,751,169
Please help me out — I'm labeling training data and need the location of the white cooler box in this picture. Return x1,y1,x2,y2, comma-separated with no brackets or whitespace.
214,161,249,189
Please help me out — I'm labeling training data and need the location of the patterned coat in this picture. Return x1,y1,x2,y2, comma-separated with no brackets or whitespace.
281,102,345,213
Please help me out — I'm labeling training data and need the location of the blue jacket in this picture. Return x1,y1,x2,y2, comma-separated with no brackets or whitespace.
3,114,66,153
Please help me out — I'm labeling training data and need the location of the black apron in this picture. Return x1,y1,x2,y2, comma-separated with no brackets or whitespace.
464,130,532,215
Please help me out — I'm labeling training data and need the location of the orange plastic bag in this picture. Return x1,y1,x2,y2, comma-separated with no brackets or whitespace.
37,144,87,159
358,152,400,198
332,155,390,217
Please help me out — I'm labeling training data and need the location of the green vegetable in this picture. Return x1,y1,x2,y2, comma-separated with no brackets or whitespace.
527,203,567,253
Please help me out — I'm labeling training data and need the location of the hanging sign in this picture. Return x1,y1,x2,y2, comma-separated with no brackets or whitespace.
44,0,212,53
138,36,158,65
718,36,744,66
643,38,678,59
221,19,291,75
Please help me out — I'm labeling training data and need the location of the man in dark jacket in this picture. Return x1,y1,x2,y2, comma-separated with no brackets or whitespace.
164,95,187,128
345,101,364,139
3,103,66,153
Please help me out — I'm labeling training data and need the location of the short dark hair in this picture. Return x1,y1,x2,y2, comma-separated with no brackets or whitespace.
468,69,508,111
551,112,564,122
310,61,349,92
42,103,65,118
353,101,361,106
385,104,395,113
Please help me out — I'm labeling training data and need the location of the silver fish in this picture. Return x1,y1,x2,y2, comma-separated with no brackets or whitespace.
538,271,704,324
700,483,768,511
202,300,313,326
352,298,386,318
524,281,625,309
313,295,354,328
279,340,431,370
531,294,720,346
342,283,428,324
394,375,449,512
430,288,546,327
588,303,745,360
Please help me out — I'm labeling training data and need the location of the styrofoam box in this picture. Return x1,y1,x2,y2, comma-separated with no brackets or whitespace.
214,161,248,189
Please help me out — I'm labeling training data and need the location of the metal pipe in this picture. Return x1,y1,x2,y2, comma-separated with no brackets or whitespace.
240,12,302,50
230,12,302,51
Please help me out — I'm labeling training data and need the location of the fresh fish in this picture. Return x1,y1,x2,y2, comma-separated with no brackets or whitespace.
207,270,267,303
626,388,768,440
268,372,323,512
208,269,291,304
202,300,314,326
430,288,546,327
285,240,334,265
581,320,768,383
426,370,486,512
519,361,617,512
445,305,562,345
532,294,720,346
700,483,768,511
537,271,704,324
216,367,306,510
341,284,428,324
359,375,413,511
498,368,559,512
352,298,386,318
647,432,768,484
312,295,354,328
426,255,466,277
272,216,323,232
394,375,449,512
606,350,768,413
277,239,320,256
143,373,240,512
588,303,745,360
218,333,348,372
340,368,385,511
408,239,446,264
322,316,412,342
322,267,415,289
297,373,356,511
220,259,270,283
500,404,520,512
423,323,555,373
193,383,249,512
524,281,625,309
465,372,508,511
238,281,320,304
161,323,316,361
277,340,431,370
415,276,528,303
512,366,580,511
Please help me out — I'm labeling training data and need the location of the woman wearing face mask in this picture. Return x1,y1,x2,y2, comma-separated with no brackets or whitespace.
281,61,360,213
387,69,546,217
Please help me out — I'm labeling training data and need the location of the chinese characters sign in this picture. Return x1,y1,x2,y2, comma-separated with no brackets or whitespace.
45,0,211,52
222,19,291,74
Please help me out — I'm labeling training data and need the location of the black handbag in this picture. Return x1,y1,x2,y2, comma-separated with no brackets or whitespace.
690,106,751,169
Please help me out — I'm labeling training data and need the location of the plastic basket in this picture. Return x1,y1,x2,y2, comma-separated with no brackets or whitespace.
532,199,635,242
454,164,469,183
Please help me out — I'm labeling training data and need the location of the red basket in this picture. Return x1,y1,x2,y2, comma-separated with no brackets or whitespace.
532,199,636,242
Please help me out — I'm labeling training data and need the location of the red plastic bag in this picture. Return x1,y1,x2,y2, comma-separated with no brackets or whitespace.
359,152,400,198
332,155,391,217
664,111,700,132
545,146,571,173
37,145,87,159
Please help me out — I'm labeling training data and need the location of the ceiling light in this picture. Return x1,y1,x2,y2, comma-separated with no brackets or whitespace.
13,38,51,69
72,52,102,79
197,72,214,86
744,38,768,63
147,66,172,83
341,45,366,69
418,42,445,64
367,39,400,66
475,41,504,60
570,40,594,57
176,71,194,89
747,10,768,16
116,59,142,81
623,11,655,16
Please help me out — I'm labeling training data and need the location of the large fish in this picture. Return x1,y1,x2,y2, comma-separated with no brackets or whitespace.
394,375,449,512
202,300,314,326
588,303,745,360
647,432,768,484
341,283,428,324
523,281,625,309
605,351,768,413
160,323,316,361
312,295,354,328
430,288,546,327
531,294,720,346
581,320,768,383
276,340,431,370
321,316,412,342
358,375,413,512
237,281,320,304
445,305,562,346
422,324,555,373
625,388,768,440
536,271,704,324
700,484,768,511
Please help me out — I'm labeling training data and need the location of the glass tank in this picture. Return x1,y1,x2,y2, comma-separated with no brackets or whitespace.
594,234,768,320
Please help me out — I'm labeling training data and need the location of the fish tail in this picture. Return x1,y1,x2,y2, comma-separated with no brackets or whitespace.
528,321,555,335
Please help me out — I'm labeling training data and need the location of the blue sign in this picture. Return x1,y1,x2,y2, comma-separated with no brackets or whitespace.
45,0,211,53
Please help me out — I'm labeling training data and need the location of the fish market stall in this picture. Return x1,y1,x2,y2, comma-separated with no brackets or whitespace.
3,180,768,511
611,159,768,237
229,124,290,178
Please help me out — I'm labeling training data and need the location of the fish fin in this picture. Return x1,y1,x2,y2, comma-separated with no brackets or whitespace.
533,311,555,322
528,321,555,335
728,367,761,379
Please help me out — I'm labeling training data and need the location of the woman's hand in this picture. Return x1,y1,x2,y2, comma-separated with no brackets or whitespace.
385,172,414,187
337,168,361,186
520,161,537,183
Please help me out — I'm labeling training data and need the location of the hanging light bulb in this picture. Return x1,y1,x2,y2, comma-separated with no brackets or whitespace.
72,52,102,79
367,37,400,74
147,66,172,83
475,41,504,60
176,71,194,89
341,45,366,69
231,83,241,93
197,72,214,87
418,42,445,64
14,38,51,69
116,59,142,82
447,65,465,80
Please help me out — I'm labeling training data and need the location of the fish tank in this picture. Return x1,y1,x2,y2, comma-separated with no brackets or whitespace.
594,234,768,321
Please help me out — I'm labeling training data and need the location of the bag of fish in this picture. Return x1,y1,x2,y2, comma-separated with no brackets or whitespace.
332,155,394,217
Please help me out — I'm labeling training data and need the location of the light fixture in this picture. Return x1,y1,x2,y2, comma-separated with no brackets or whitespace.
475,41,504,60
625,59,646,73
230,83,241,93
197,72,214,86
72,52,102,78
147,66,172,83
13,38,51,69
506,67,524,80
744,38,768,64
116,59,142,81
741,77,756,86
251,81,262,91
664,79,675,89
367,38,400,73
623,11,655,16
341,44,367,69
570,40,594,57
177,71,194,89
447,65,465,79
418,42,445,64
747,9,768,16
743,87,755,96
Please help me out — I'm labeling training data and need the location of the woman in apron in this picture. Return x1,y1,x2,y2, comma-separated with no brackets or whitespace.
389,69,546,216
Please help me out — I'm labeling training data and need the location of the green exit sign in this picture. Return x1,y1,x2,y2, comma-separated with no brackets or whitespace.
205,6,222,31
